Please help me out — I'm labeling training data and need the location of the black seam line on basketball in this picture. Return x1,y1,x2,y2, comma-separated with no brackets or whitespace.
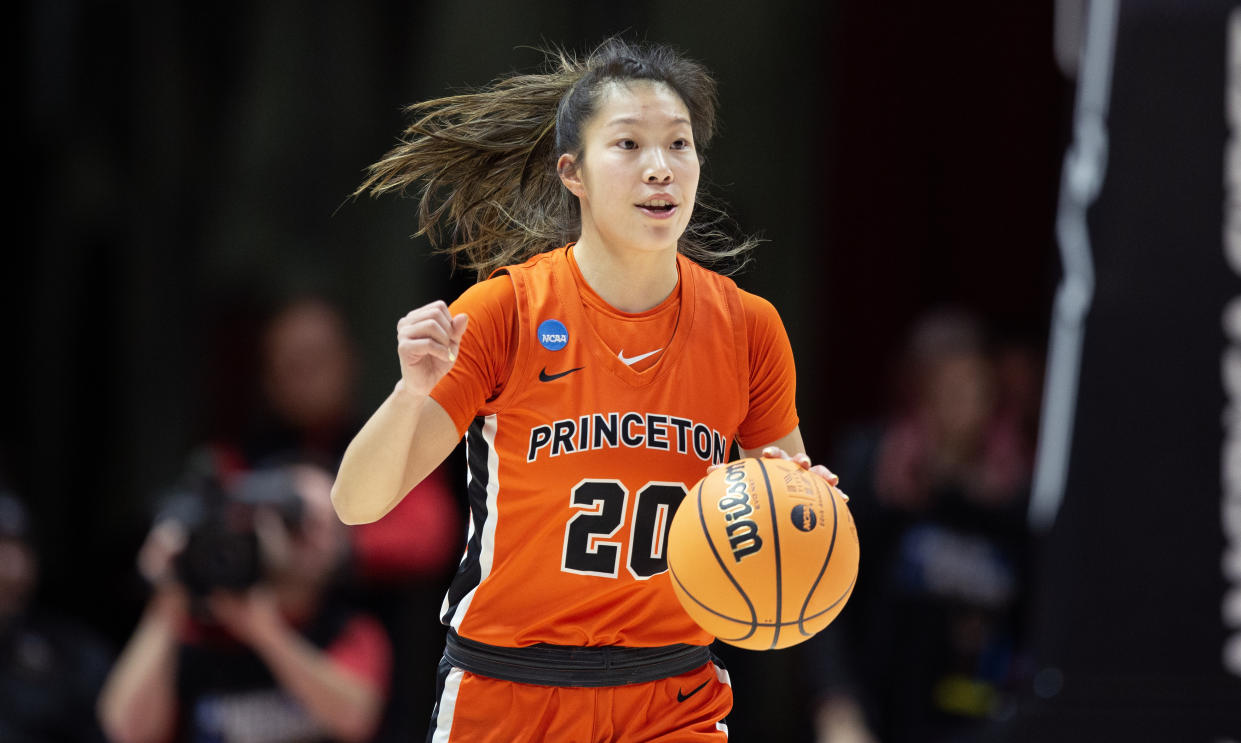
677,679,710,703
695,477,759,641
669,564,758,642
670,565,849,632
796,576,857,629
538,366,584,382
757,458,782,650
799,476,839,637
671,567,854,630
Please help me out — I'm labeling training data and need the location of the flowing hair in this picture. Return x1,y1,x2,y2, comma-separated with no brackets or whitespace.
355,38,760,281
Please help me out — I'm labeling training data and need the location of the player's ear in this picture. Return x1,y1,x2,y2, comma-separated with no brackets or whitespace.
558,153,585,198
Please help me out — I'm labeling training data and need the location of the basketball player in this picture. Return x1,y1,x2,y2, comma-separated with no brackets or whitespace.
331,39,837,741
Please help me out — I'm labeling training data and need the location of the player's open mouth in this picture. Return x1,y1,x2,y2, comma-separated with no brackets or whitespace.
636,199,678,218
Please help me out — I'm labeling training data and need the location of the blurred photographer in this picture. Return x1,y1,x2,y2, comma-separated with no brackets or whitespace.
98,463,390,743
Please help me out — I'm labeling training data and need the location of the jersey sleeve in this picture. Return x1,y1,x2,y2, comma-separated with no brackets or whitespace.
428,275,518,436
734,288,800,450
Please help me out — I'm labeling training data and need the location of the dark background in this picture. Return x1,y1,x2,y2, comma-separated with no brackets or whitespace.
12,1,1084,740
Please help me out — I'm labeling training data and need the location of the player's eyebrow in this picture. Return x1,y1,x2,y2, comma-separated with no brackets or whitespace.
604,116,692,127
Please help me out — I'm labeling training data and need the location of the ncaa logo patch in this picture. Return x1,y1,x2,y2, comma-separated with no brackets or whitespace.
537,319,569,351
790,504,817,532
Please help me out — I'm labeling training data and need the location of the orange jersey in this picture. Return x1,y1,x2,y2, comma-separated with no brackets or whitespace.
429,246,798,648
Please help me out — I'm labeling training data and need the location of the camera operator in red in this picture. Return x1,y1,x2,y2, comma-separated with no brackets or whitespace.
97,464,391,743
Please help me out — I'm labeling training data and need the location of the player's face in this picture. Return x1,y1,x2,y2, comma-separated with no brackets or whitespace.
559,81,699,255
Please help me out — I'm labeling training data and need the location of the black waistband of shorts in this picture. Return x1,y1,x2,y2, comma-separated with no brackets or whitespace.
442,630,712,687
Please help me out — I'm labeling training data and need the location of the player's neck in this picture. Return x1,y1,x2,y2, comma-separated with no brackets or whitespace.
571,234,679,314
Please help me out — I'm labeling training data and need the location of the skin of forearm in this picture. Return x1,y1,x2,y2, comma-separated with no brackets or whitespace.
97,591,183,743
247,620,382,743
331,382,426,525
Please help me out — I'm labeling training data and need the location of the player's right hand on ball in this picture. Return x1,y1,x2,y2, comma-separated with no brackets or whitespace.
396,300,468,396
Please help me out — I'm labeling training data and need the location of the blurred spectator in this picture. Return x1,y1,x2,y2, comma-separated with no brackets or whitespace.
241,296,360,473
225,294,461,583
205,294,462,740
804,309,1036,743
0,490,112,743
992,340,1044,467
98,464,391,743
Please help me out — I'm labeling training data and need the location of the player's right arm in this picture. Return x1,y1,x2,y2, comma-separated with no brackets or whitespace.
331,300,468,525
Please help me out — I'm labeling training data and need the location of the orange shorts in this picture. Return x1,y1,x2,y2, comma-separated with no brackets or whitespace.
425,657,732,742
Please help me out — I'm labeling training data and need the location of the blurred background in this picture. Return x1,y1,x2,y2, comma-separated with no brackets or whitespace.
9,0,1240,741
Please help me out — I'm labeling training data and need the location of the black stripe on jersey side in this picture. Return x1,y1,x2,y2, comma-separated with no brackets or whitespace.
440,416,491,625
756,459,783,650
424,656,454,743
799,477,840,637
697,478,759,643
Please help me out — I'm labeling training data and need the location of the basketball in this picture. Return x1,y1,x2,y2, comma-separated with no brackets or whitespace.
666,457,859,650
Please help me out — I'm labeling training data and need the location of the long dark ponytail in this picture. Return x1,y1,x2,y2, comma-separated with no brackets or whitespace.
356,38,759,281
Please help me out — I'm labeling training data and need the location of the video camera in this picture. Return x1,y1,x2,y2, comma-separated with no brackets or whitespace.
162,466,305,597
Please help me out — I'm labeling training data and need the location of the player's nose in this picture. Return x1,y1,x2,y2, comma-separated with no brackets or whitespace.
644,149,673,183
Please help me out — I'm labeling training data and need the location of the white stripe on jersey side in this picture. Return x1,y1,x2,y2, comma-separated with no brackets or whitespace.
439,496,476,621
447,414,500,632
714,663,731,736
430,666,465,743
438,490,478,621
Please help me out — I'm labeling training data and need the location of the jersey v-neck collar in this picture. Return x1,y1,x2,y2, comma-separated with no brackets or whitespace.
560,245,696,387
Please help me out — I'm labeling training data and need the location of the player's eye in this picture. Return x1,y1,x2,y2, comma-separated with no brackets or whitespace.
617,139,637,150
671,139,691,150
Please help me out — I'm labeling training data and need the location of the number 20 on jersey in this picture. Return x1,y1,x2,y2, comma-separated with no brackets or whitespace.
561,480,686,579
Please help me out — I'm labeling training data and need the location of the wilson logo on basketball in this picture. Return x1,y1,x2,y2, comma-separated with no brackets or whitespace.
790,504,817,532
718,462,763,562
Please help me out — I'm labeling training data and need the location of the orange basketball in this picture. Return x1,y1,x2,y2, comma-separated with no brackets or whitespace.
666,457,859,650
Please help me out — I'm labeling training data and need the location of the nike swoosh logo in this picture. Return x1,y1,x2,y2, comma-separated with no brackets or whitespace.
538,366,584,382
618,348,662,366
676,679,710,703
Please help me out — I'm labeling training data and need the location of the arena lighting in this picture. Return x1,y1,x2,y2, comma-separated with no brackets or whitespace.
1028,0,1119,533
1220,5,1241,680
